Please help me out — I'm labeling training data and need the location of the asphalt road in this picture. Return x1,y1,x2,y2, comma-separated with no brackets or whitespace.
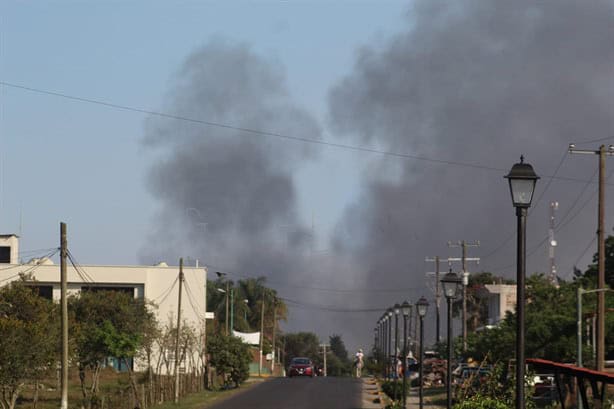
208,376,364,409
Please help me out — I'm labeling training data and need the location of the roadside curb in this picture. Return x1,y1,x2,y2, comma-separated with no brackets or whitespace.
361,376,388,408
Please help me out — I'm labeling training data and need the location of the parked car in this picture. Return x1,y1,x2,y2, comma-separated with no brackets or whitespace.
453,367,492,399
287,357,315,377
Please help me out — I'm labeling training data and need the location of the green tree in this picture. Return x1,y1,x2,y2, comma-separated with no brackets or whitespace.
207,333,250,387
70,290,157,408
209,277,287,355
282,332,321,367
583,232,614,287
466,275,580,363
0,280,58,409
328,334,352,376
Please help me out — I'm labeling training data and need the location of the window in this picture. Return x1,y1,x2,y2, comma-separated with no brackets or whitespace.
0,246,10,263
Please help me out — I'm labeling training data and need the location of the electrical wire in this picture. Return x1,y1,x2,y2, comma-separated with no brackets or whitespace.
152,275,179,305
183,279,205,320
1,81,611,186
66,249,96,284
481,149,569,261
204,263,425,294
0,248,60,281
572,236,597,272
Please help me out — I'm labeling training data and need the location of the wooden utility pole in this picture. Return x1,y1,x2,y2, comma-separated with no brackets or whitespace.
271,302,277,373
320,344,329,377
60,223,68,409
259,290,266,377
569,143,614,371
174,258,184,404
425,256,448,343
448,240,480,352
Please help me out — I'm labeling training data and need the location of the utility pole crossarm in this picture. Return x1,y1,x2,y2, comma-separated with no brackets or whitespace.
425,256,449,343
568,143,613,372
447,240,480,353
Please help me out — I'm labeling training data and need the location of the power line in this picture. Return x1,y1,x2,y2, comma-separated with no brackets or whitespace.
481,149,569,261
204,263,424,294
572,236,597,272
152,275,179,305
1,81,611,186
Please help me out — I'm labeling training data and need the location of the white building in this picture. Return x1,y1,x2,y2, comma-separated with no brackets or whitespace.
0,234,208,374
484,284,517,326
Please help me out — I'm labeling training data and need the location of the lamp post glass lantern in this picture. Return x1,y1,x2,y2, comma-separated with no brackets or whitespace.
441,272,461,409
416,297,429,409
401,300,411,408
505,156,539,409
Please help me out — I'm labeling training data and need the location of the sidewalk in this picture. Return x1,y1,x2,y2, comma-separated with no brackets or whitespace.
360,378,445,409
361,377,383,408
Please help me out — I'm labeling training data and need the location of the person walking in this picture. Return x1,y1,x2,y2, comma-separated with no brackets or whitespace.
355,348,364,378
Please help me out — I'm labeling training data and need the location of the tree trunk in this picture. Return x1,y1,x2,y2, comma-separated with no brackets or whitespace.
123,357,142,409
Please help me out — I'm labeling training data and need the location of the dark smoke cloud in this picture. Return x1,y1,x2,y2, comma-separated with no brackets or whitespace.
327,0,614,349
140,41,321,289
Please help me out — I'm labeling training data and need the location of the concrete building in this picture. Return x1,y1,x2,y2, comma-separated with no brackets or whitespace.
484,284,517,326
0,235,207,374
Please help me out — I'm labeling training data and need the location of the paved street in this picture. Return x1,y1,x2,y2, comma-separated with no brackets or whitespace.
208,377,364,409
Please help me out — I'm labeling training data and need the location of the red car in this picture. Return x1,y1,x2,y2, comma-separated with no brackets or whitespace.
287,357,315,377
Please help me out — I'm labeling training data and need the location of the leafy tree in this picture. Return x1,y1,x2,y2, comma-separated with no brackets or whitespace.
207,333,250,387
208,277,287,356
328,334,352,376
0,280,58,409
466,275,582,364
70,290,157,408
282,332,321,367
583,232,614,287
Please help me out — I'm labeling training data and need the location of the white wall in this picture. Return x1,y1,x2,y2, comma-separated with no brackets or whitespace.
0,260,207,373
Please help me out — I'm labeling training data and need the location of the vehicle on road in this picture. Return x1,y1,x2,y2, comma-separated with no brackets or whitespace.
287,357,315,377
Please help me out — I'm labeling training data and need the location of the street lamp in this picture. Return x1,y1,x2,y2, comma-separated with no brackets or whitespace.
441,271,461,409
215,272,229,335
393,303,401,402
416,296,429,409
401,300,412,408
387,308,393,380
243,299,249,324
505,156,539,409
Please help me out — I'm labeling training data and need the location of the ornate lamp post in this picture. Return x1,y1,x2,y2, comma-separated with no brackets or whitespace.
401,300,412,408
505,156,539,409
393,303,401,401
441,271,462,409
416,297,430,409
387,308,393,379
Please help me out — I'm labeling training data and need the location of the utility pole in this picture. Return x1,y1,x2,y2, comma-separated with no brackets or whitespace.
230,287,234,335
320,344,329,377
569,143,614,371
448,240,480,352
548,202,559,286
174,258,184,404
259,290,266,377
425,256,448,343
271,302,277,373
60,222,68,409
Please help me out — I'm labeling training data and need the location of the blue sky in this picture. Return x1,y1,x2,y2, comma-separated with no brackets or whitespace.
0,1,408,264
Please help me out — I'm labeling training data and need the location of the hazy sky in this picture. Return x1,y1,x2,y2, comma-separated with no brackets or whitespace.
1,0,613,351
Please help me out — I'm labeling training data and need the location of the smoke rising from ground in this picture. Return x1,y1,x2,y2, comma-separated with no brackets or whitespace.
141,1,614,351
141,41,320,289
326,0,614,348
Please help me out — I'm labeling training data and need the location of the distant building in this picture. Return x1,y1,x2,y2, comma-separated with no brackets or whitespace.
484,284,517,326
0,235,207,374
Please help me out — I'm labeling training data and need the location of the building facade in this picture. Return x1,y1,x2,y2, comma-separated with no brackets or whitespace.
0,235,207,374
